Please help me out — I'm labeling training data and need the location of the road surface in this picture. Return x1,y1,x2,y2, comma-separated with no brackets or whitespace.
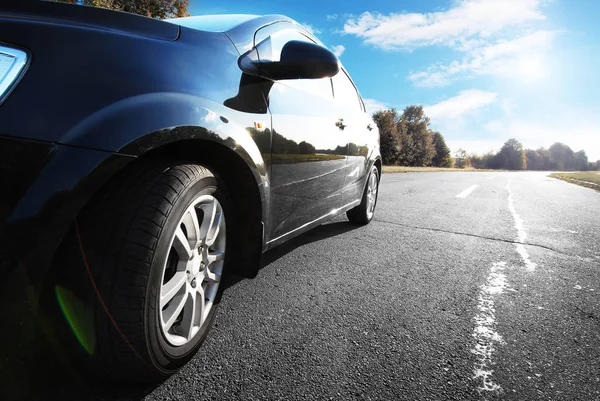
28,171,600,400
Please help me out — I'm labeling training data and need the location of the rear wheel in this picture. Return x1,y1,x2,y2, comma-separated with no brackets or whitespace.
49,161,229,381
347,165,379,225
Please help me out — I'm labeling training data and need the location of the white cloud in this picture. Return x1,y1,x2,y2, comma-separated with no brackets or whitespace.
331,45,346,57
363,98,388,115
342,1,558,87
342,0,546,51
327,14,338,21
425,90,498,120
302,23,322,35
409,30,559,87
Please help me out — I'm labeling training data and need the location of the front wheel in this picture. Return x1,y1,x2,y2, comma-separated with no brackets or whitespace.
50,161,229,381
347,165,379,225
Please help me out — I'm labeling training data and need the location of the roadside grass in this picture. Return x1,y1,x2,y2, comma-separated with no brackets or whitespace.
550,172,600,192
383,166,505,173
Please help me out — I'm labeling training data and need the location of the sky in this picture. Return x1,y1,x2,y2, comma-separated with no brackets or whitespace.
189,0,600,161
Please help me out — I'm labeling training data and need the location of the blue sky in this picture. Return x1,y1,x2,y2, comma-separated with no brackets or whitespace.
189,0,600,161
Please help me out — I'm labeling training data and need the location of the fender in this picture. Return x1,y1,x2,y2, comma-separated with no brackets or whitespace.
58,92,270,224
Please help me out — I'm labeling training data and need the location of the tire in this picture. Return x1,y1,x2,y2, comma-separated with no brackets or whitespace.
50,160,230,382
347,165,379,225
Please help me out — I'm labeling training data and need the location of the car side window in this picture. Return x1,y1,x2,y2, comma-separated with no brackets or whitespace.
332,70,363,112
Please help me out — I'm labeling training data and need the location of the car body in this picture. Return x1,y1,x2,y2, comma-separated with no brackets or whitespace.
0,0,380,380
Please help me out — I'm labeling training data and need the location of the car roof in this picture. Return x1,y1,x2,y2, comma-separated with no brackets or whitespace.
166,14,293,33
166,14,320,52
166,15,260,33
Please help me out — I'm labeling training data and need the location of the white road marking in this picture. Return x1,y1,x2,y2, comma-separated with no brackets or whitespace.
456,185,479,198
548,226,578,234
472,261,508,394
471,181,538,393
506,180,536,271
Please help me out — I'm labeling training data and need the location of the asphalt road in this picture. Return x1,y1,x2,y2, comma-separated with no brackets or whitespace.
32,171,600,400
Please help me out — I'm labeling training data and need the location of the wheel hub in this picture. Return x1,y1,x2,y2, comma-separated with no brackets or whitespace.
159,194,226,347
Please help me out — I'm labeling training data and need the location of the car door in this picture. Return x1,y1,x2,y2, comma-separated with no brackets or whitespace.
254,23,347,241
331,68,373,205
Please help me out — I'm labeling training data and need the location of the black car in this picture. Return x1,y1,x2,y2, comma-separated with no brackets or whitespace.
0,1,381,381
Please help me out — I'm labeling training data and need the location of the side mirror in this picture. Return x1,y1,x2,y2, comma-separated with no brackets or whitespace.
240,40,340,81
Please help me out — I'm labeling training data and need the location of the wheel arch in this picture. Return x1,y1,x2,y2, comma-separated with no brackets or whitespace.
136,137,266,278
56,91,272,279
43,128,267,294
373,157,382,179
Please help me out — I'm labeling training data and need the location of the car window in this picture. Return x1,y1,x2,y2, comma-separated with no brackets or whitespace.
332,70,363,112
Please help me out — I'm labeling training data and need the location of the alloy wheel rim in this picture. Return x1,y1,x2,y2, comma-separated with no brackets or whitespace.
159,194,226,346
366,171,378,219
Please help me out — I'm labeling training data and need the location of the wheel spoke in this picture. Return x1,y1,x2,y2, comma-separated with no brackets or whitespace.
196,285,206,328
207,249,225,266
180,290,195,340
160,271,187,308
162,288,189,331
180,287,204,340
181,205,201,249
173,226,193,260
204,268,221,283
205,212,223,246
199,200,217,245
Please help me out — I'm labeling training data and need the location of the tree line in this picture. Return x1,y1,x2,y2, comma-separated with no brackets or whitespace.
454,141,598,171
374,106,599,171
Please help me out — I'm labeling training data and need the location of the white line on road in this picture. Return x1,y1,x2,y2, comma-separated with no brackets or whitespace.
456,185,479,198
506,180,537,271
472,261,508,394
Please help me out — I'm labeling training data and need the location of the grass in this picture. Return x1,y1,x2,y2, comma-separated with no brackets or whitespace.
549,172,600,192
383,166,505,173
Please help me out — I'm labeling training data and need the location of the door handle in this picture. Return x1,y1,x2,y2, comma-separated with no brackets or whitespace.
335,118,347,130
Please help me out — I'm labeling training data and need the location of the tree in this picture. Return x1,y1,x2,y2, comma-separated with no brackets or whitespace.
431,132,452,167
298,141,315,154
492,139,526,170
454,148,471,168
373,109,401,165
54,0,190,19
535,147,552,170
549,142,575,170
574,150,588,171
469,152,494,169
396,115,415,166
399,105,435,166
525,150,544,170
